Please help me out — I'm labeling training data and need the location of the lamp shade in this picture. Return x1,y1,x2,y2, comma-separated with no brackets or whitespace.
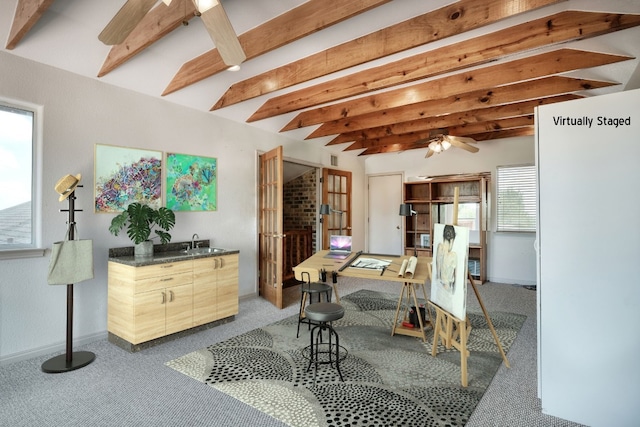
320,204,331,215
399,203,414,216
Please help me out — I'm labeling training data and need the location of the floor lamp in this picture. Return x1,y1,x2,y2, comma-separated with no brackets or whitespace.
399,203,418,256
320,204,344,235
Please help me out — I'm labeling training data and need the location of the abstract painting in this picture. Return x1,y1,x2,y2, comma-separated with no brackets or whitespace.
430,223,469,319
165,153,217,211
94,144,162,213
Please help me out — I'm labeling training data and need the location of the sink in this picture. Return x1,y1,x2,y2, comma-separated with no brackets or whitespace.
188,247,226,255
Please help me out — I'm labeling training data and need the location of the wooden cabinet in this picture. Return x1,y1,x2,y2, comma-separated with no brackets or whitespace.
193,253,239,326
216,254,239,319
108,260,193,344
403,173,490,284
108,253,239,347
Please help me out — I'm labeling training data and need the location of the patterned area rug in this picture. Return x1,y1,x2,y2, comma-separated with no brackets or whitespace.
166,289,525,427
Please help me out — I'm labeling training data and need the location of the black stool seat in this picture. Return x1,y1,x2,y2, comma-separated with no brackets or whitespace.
295,269,333,338
305,302,344,323
304,302,346,382
304,283,333,295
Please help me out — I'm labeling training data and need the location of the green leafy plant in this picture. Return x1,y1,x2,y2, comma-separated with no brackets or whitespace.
109,202,176,245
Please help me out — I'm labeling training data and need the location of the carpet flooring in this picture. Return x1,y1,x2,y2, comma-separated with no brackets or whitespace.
167,289,525,427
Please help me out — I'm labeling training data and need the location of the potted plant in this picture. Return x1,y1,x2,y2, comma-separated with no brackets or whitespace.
109,202,176,257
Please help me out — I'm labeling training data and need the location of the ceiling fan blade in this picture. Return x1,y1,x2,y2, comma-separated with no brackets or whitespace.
445,135,480,153
99,0,158,45
200,3,246,66
425,148,435,158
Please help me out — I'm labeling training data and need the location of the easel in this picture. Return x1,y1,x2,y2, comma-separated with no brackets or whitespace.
430,187,509,387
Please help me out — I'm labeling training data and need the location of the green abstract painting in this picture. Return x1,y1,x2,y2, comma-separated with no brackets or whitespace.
166,153,217,211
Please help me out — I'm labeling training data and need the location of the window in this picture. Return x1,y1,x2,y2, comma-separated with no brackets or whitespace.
0,100,41,256
496,165,536,232
437,203,481,243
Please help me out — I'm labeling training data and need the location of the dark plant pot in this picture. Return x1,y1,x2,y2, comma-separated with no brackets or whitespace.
134,241,153,258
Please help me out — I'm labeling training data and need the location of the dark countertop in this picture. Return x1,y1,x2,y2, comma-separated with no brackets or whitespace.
108,240,239,267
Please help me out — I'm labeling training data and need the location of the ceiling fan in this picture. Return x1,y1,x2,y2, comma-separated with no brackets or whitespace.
98,0,246,67
420,131,479,158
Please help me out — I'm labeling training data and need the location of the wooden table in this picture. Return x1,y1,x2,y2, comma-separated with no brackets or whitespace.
293,250,433,342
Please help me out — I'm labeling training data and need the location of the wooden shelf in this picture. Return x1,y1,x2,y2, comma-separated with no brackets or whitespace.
402,173,490,283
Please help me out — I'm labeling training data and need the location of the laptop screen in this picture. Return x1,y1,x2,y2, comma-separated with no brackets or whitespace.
329,235,352,252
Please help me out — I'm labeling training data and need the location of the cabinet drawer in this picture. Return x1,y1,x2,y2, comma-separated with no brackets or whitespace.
135,271,192,294
132,260,193,281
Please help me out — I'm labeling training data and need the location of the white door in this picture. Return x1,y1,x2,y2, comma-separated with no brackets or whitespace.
368,174,403,254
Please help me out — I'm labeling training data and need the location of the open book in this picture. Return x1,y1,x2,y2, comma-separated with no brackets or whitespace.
398,256,418,278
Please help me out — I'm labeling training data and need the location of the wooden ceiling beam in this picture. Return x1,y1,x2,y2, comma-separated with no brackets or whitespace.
5,0,54,50
98,1,197,77
215,0,561,111
343,116,534,152
248,11,640,121
356,127,534,156
325,95,580,146
467,127,535,141
308,76,617,138
162,0,391,96
284,48,631,132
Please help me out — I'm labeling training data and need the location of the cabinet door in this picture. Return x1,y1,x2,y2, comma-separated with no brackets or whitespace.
217,254,239,319
193,258,217,326
165,283,193,335
134,290,167,344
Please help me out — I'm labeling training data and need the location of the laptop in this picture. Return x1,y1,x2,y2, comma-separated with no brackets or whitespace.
324,235,352,260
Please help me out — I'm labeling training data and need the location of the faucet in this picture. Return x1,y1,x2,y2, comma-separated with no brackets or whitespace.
191,233,199,250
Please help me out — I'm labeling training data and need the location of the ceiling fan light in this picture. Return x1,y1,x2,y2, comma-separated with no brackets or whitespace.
441,140,451,150
227,64,241,72
194,0,219,13
162,0,172,5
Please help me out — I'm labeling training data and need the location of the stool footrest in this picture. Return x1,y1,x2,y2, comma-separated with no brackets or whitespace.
302,344,348,364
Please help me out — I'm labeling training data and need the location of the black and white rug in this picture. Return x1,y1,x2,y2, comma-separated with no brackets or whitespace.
166,289,525,427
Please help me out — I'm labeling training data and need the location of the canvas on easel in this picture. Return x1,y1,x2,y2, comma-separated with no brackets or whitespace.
431,223,469,320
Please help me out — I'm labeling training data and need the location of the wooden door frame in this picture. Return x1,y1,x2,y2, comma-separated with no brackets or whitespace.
321,168,352,249
257,146,284,308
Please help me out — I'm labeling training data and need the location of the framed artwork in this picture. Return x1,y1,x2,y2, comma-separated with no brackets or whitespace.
430,223,470,319
165,152,217,211
94,144,162,213
420,234,430,248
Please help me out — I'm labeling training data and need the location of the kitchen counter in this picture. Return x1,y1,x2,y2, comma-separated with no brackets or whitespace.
108,240,239,267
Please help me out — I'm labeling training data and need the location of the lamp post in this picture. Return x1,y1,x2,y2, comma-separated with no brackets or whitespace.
320,204,344,235
399,203,418,257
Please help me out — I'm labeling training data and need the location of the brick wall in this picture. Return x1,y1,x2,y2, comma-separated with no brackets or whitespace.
283,169,318,251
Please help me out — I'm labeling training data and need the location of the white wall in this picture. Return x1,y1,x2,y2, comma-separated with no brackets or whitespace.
364,135,537,285
0,51,366,363
536,89,640,426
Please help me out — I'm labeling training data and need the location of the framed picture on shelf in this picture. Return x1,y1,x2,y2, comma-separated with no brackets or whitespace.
420,234,430,248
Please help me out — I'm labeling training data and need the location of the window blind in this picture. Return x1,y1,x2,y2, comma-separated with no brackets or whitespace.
496,165,536,232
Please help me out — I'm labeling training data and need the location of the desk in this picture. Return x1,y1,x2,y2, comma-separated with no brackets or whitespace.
293,250,433,341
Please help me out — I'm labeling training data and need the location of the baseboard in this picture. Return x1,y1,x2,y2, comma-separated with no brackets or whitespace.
487,276,537,286
0,331,107,367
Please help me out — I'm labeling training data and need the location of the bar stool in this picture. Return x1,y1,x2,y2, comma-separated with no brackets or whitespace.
295,268,333,338
305,302,346,382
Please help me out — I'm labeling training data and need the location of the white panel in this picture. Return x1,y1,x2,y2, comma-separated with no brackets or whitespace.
537,88,640,426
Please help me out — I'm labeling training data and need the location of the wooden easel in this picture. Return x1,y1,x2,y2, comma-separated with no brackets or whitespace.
430,187,509,387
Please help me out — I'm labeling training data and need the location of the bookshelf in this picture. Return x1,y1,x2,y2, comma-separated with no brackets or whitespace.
402,173,490,284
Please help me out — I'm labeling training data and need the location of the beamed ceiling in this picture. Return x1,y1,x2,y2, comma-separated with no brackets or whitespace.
3,0,640,158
